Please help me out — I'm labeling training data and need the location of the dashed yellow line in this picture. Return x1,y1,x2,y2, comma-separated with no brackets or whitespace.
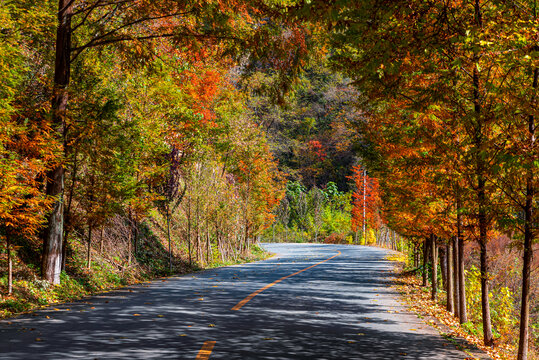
195,341,216,359
231,251,341,311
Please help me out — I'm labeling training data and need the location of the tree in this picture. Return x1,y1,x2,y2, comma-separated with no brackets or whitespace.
41,0,309,284
349,165,381,244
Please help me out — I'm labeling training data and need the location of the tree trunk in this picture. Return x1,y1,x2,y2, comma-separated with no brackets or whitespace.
457,195,467,323
447,242,454,313
132,214,139,257
166,205,172,271
440,244,447,292
128,230,132,266
518,182,534,359
431,234,438,302
7,232,13,295
195,198,200,264
479,238,493,346
206,224,210,264
473,0,493,346
452,236,459,316
61,153,77,271
187,195,192,266
422,239,429,287
413,244,419,269
244,224,250,254
517,65,537,360
86,225,92,269
362,168,366,244
42,0,73,285
99,226,105,254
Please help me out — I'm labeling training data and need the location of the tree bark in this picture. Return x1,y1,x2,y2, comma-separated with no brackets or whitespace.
422,239,429,287
166,204,172,271
206,223,210,264
86,225,92,269
61,153,78,271
42,0,73,285
479,238,493,346
472,0,493,346
187,196,192,266
517,65,538,360
431,234,438,302
363,168,366,245
7,232,12,295
457,194,467,323
99,226,104,254
127,229,132,266
447,241,454,313
440,244,447,292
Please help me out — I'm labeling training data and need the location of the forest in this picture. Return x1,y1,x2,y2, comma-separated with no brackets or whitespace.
0,1,538,359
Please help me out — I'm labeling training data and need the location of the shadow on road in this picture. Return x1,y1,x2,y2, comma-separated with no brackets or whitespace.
1,244,469,359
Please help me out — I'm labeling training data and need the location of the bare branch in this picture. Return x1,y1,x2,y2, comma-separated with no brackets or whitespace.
73,10,195,53
71,0,103,32
72,0,137,16
71,32,240,62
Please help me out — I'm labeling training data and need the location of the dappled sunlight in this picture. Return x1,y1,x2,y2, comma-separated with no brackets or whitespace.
1,244,469,359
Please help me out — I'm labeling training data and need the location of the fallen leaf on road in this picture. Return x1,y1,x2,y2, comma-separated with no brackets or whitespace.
35,338,43,342
133,314,141,316
157,315,164,318
208,324,215,327
263,337,273,340
357,333,365,336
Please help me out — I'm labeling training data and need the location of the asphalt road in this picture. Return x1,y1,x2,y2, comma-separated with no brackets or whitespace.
0,243,472,359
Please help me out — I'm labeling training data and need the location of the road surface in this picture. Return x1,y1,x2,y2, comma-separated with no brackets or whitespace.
0,243,474,359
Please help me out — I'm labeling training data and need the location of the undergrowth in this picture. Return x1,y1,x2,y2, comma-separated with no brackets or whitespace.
0,239,269,319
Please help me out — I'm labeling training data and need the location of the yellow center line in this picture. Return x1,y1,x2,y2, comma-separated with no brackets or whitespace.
195,341,216,360
231,251,341,311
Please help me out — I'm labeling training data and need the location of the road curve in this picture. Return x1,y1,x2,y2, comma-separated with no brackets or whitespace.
0,243,472,359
